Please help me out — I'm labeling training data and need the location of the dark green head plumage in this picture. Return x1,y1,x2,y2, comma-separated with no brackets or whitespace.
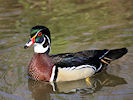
30,25,50,37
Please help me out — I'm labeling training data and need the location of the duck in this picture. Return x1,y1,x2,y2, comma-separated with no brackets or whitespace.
24,25,128,82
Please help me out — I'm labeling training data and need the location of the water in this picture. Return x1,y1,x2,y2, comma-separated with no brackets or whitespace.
0,0,133,100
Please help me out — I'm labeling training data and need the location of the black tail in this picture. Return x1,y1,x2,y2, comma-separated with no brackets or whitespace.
105,48,128,60
100,48,128,64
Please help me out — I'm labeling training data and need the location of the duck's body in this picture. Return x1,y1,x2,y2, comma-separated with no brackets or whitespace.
24,25,128,82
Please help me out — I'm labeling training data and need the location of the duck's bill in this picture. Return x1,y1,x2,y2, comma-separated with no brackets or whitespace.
24,37,35,49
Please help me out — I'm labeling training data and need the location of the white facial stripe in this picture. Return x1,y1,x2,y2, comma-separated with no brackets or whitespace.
45,35,51,44
45,35,51,50
34,29,43,37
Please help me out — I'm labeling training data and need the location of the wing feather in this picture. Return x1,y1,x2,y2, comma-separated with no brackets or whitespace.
50,50,108,70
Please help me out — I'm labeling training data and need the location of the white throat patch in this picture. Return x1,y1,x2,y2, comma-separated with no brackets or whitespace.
33,37,50,53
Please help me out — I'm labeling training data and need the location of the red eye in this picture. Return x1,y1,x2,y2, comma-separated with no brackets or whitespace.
38,32,42,37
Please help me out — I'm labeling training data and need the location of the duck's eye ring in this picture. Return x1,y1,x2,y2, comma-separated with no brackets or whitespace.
38,32,42,37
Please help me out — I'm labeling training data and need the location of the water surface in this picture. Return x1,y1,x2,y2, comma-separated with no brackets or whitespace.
0,0,133,100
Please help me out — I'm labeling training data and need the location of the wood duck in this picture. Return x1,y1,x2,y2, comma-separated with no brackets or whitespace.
24,25,128,82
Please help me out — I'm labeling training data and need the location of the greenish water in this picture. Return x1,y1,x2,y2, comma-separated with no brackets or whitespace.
0,0,133,100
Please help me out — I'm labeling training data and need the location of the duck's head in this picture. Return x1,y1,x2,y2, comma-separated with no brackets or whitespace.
24,25,51,54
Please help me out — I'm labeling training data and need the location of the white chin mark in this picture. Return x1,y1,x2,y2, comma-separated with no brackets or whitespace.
34,43,49,53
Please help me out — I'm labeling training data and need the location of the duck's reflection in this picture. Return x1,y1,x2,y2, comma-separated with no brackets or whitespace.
28,71,127,100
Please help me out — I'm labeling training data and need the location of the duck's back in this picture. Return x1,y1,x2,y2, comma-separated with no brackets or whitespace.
51,48,127,69
50,49,108,68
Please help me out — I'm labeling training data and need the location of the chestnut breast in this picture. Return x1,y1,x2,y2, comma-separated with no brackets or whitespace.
28,53,54,81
